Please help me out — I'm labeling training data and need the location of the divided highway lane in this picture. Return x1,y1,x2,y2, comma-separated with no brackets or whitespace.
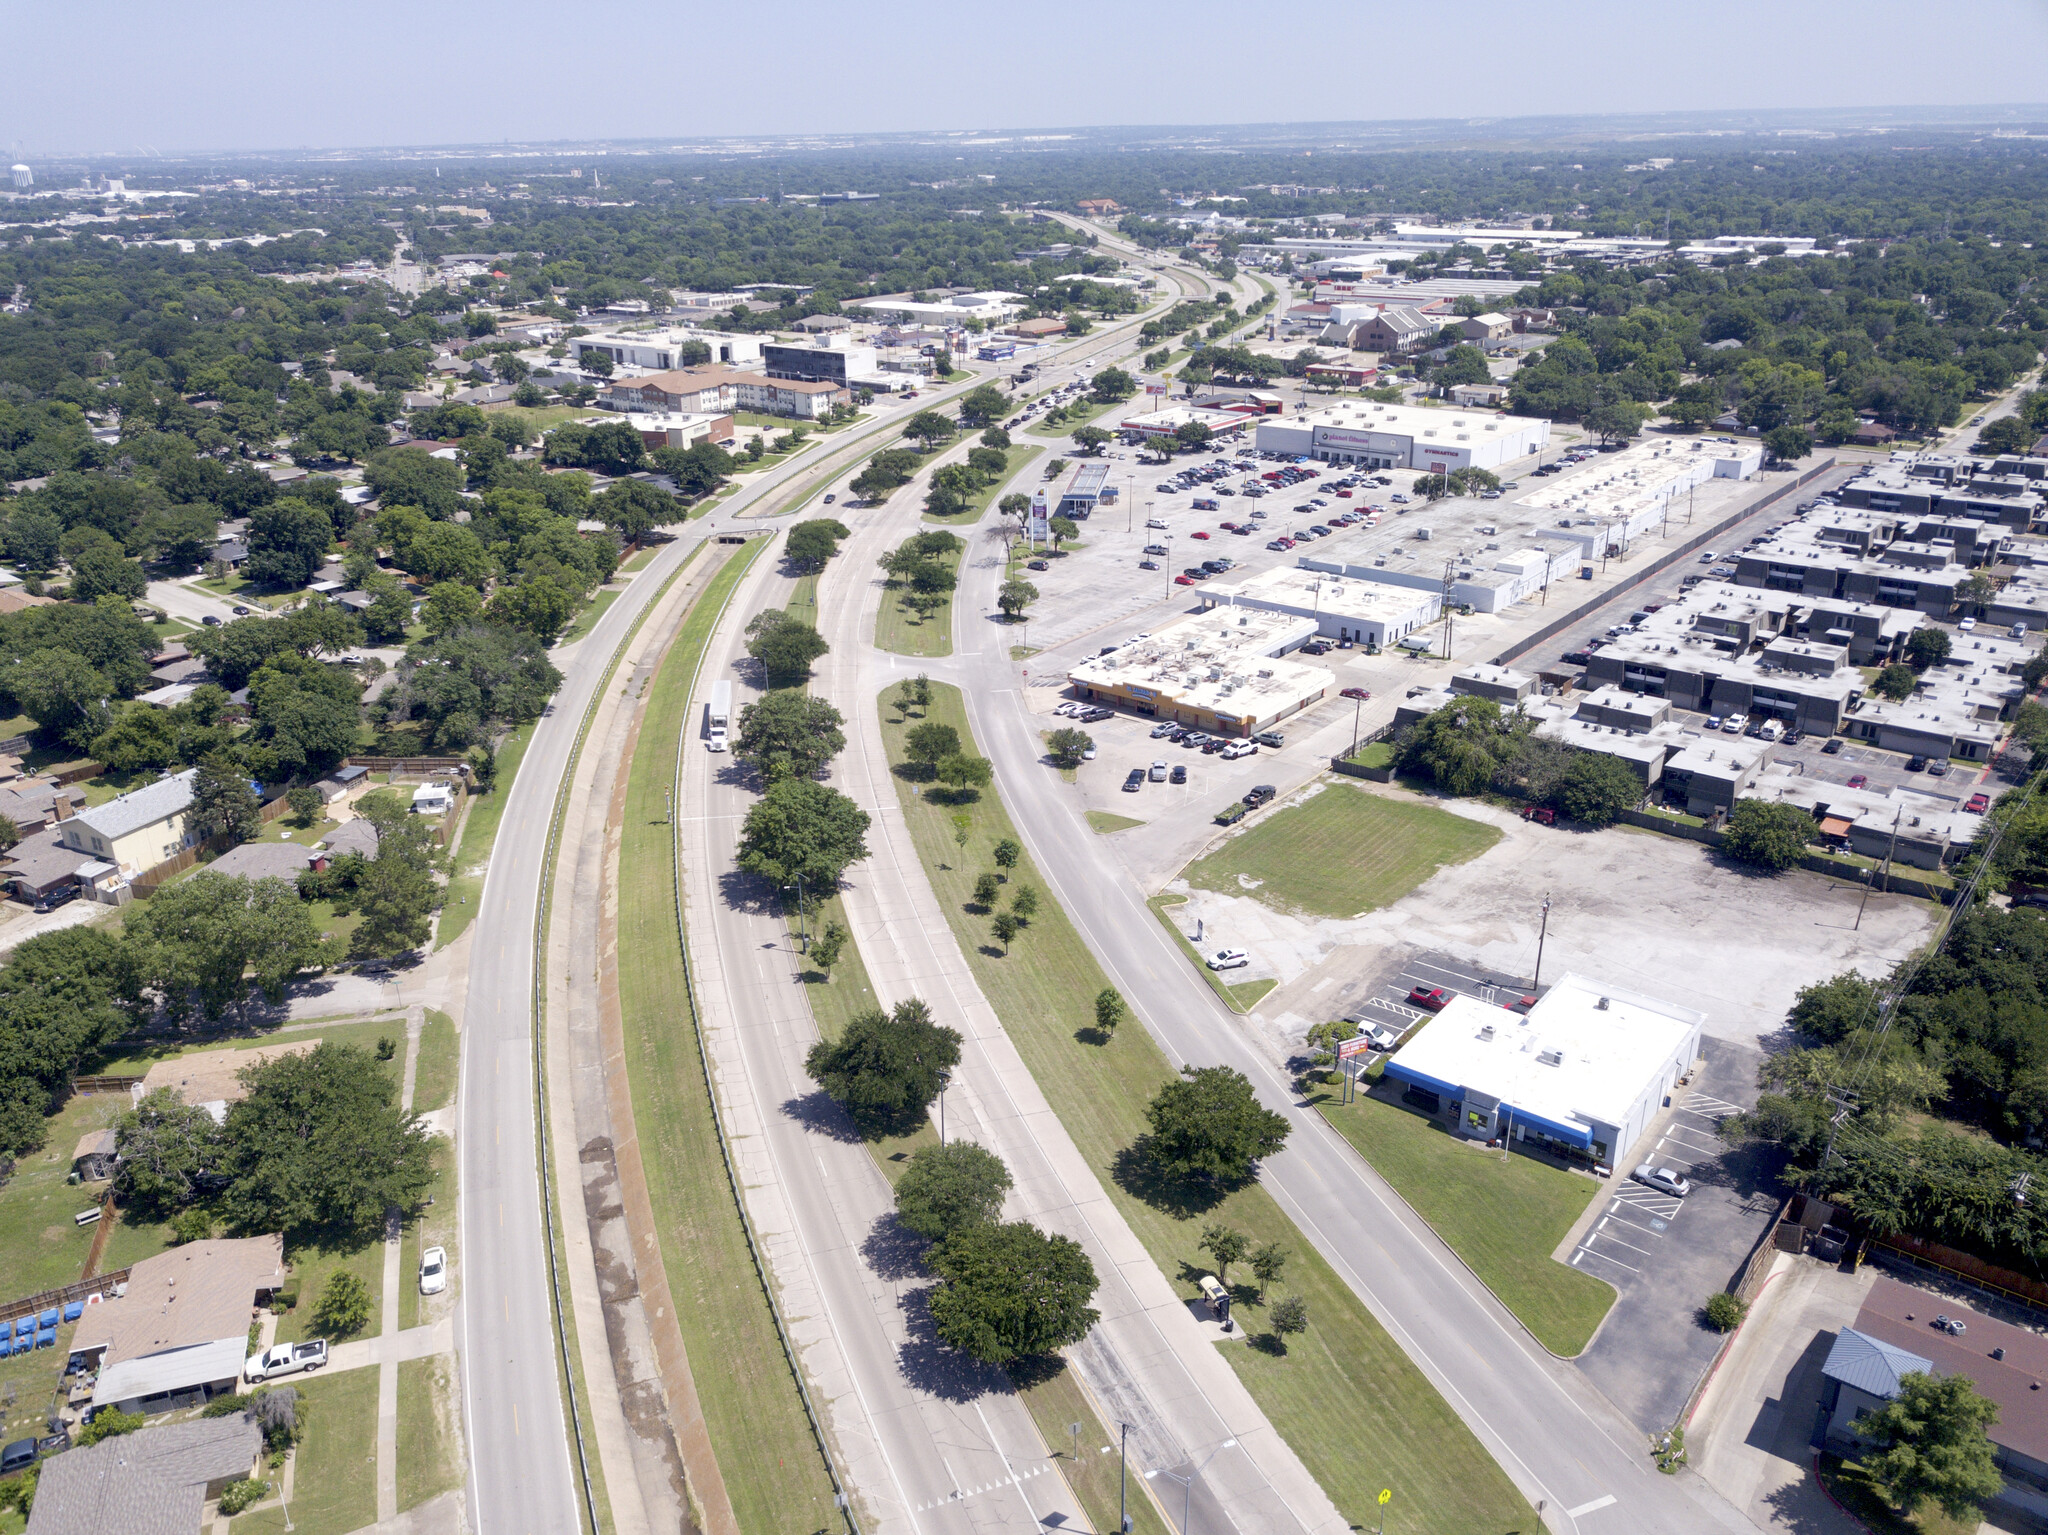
949,570,1762,1535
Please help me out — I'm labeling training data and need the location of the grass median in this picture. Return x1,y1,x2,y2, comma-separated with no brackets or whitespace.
922,444,1044,526
875,543,962,658
878,684,1535,1535
614,536,841,1535
1319,1094,1616,1356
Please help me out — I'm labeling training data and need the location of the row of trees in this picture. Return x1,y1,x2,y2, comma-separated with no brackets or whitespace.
1393,696,1644,827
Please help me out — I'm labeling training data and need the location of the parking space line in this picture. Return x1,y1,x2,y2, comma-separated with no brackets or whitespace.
1603,1207,1678,1235
1660,1127,1722,1154
1566,1494,1618,1518
1588,1225,1652,1257
1571,1246,1638,1275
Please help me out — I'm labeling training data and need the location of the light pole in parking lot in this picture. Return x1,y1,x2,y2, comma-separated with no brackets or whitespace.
1532,891,1553,992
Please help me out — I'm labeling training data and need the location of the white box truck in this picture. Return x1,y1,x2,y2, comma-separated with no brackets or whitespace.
707,680,732,752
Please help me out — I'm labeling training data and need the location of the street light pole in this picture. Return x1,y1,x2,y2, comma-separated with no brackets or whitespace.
1532,891,1553,992
1119,1422,1132,1534
937,1069,951,1144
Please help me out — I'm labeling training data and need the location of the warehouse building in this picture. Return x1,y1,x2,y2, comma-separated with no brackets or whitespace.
1064,609,1329,736
1255,400,1550,472
571,328,761,371
1383,973,1704,1171
1196,566,1439,648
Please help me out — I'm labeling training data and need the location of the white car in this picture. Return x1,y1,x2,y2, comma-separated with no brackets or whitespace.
1958,617,1977,631
1206,949,1250,971
1721,715,1747,735
419,1245,448,1296
1221,740,1258,760
1146,518,1170,530
1632,1164,1691,1198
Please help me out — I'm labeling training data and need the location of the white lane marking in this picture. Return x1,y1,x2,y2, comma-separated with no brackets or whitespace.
1585,1229,1652,1257
1567,1494,1618,1518
1572,1247,1639,1275
915,1465,1049,1511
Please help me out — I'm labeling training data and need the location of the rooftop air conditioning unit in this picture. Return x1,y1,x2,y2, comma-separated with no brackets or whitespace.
1597,996,1611,1010
1537,1049,1563,1067
1477,1025,1495,1041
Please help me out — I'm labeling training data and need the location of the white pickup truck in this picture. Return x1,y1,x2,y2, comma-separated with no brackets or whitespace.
245,1339,327,1383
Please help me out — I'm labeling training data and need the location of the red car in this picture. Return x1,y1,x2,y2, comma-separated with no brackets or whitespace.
1967,792,1990,813
1334,488,1353,498
1190,530,1210,540
1407,985,1450,1010
1219,521,1239,531
1341,686,1371,701
1847,774,1868,789
1174,574,1199,585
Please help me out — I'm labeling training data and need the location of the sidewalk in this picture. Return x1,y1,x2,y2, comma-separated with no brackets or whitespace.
815,495,1349,1535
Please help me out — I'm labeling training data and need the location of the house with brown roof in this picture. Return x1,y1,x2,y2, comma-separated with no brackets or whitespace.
132,1041,322,1116
26,1416,262,1535
71,1129,116,1181
70,1236,286,1415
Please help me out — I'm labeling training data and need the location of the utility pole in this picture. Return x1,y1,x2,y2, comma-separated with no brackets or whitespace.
1351,692,1366,756
1438,558,1457,661
1119,1422,1133,1534
1532,891,1553,991
937,1069,951,1144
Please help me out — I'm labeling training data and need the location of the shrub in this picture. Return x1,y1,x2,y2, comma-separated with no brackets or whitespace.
219,1479,270,1515
78,1407,144,1446
1704,1291,1748,1331
169,1209,214,1245
312,1270,372,1338
1721,798,1813,873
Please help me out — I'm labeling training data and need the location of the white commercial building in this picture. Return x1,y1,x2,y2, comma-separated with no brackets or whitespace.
1255,400,1551,473
1197,565,1439,648
571,328,763,372
1298,543,1577,616
1065,608,1329,737
1383,973,1705,1172
1119,405,1255,442
855,290,1026,326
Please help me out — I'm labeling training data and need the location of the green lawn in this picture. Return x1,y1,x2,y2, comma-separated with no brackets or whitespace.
0,1094,137,1299
1085,811,1145,834
874,544,962,658
560,586,622,645
922,444,1044,527
620,545,661,574
275,1232,385,1349
1344,740,1395,770
412,1008,459,1114
0,1317,77,1448
396,1355,465,1513
398,1140,454,1334
612,536,840,1535
785,571,820,631
1016,1365,1172,1535
1185,783,1501,920
482,402,588,436
794,892,880,1045
232,1366,379,1535
437,717,538,951
877,686,1537,1535
1319,1096,1616,1356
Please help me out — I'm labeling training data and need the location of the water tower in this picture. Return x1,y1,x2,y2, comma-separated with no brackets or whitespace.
9,165,31,191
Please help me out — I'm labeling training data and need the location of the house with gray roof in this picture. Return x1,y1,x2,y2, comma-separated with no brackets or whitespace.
26,1415,261,1535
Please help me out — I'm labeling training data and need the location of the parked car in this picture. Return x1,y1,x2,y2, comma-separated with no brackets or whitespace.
1150,721,1178,738
246,1338,329,1383
232,605,251,616
1149,760,1168,782
1027,559,1049,572
1190,530,1210,540
1253,729,1285,748
1221,740,1257,760
1721,715,1747,734
1822,738,1845,755
1138,560,1159,571
1967,792,1991,813
1340,687,1371,701
1632,1165,1691,1198
0,1439,36,1476
1169,764,1187,785
1143,543,1169,556
1905,754,1929,772
1406,985,1450,1010
1298,640,1330,656
1123,769,1144,792
1206,949,1250,971
1847,774,1868,789
1244,784,1276,807
419,1246,448,1296
1147,518,1169,530
1928,759,1950,777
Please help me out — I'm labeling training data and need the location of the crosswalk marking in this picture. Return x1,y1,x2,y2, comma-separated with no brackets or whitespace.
916,1464,1051,1512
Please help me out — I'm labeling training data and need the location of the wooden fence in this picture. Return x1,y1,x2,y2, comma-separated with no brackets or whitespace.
69,1076,142,1096
0,1267,131,1332
343,756,468,776
130,794,294,898
1868,1231,2048,1313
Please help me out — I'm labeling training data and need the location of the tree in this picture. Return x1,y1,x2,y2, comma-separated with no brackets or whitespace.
1763,425,1813,463
1199,1224,1250,1284
804,996,960,1136
1143,1064,1290,1185
1090,368,1137,403
285,784,323,827
993,838,1021,880
1872,663,1919,701
991,911,1021,952
219,1041,435,1242
926,1220,1100,1367
786,518,851,573
1009,885,1038,922
1555,753,1641,827
998,578,1039,619
973,871,1000,907
1048,516,1079,551
78,1407,145,1446
1906,627,1953,668
936,753,994,798
903,411,955,451
1433,345,1491,389
893,1140,1012,1241
313,1270,373,1339
127,872,332,1018
68,538,147,601
90,706,179,774
736,778,872,889
1094,988,1126,1037
979,427,1011,450
651,441,736,499
245,498,333,588
423,581,484,638
190,753,263,846
1250,1242,1288,1297
956,385,1009,428
903,722,961,775
113,1088,222,1219
594,479,684,545
1267,1295,1309,1353
746,609,829,684
1071,425,1112,455
1721,799,1813,873
1861,1372,2003,1522
487,575,578,646
735,690,846,782
808,921,847,972
348,839,438,961
14,646,109,749
1584,400,1652,444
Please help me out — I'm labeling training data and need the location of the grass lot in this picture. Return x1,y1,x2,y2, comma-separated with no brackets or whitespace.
0,1095,135,1298
878,685,1536,1535
560,586,622,645
785,571,819,630
483,402,587,435
396,1354,465,1513
613,536,839,1535
100,1017,408,1079
232,1366,379,1535
1344,740,1395,770
874,544,962,658
1319,1096,1615,1356
437,717,538,950
620,545,661,574
0,1317,75,1448
922,444,1044,527
399,1141,454,1334
412,1008,459,1114
1085,811,1144,834
276,1233,384,1348
1184,783,1501,921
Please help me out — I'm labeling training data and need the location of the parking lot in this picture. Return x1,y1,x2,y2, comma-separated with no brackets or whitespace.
1327,949,1538,1062
1568,1040,1783,1433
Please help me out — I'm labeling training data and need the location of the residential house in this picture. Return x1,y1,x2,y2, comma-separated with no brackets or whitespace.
132,1042,321,1117
55,769,199,877
25,1416,263,1535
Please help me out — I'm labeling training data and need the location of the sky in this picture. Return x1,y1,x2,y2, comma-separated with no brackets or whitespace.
12,0,2048,158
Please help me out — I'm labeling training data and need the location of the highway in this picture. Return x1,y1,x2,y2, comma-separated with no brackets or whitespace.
453,260,1216,1535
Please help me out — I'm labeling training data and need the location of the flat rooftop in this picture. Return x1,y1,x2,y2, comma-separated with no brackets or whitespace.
1393,971,1704,1137
1281,398,1547,442
1068,608,1324,716
1201,564,1439,625
1521,438,1741,521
